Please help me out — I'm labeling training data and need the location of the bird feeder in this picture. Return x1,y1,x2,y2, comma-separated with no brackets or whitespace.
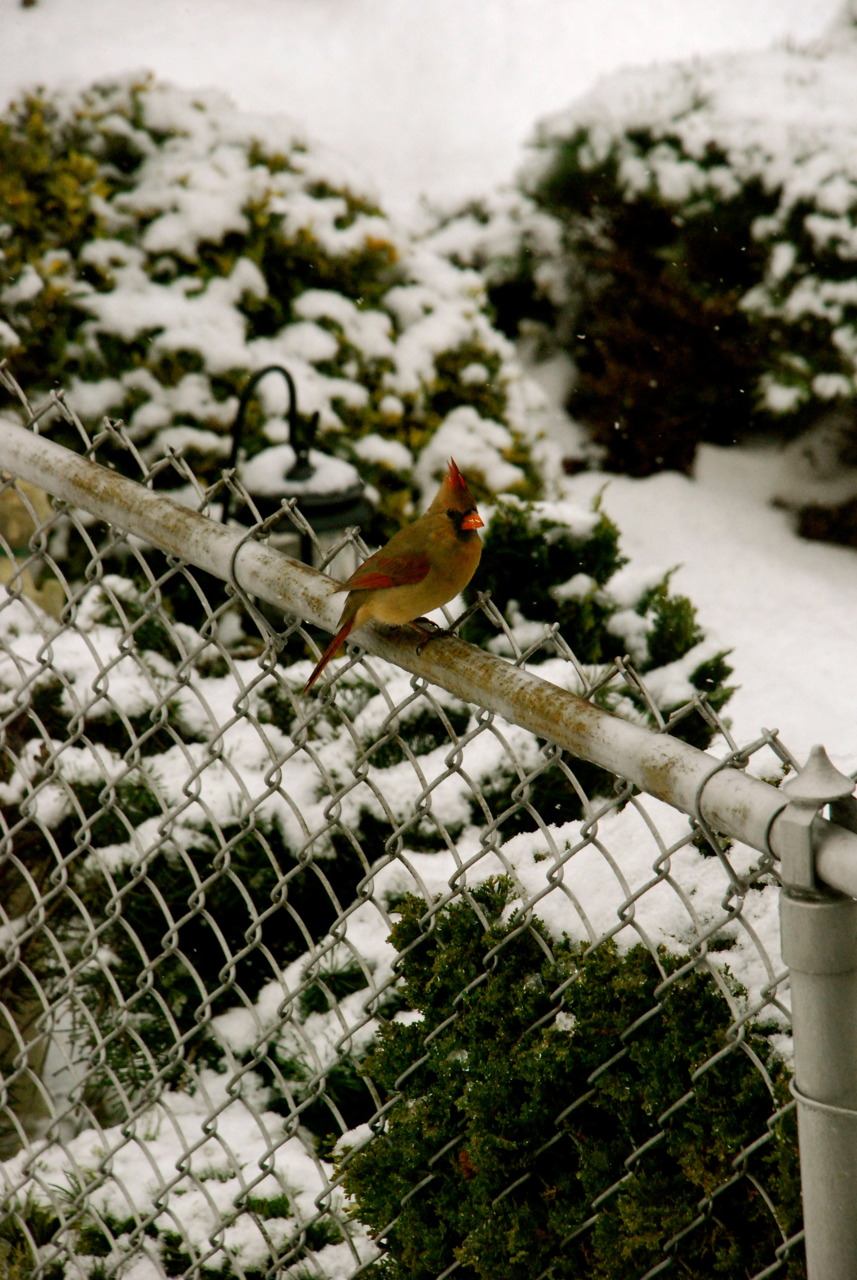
221,365,373,576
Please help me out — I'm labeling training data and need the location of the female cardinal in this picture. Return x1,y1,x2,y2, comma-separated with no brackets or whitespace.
302,459,483,693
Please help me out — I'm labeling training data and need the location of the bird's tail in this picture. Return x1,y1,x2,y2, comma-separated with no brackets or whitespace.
302,618,355,694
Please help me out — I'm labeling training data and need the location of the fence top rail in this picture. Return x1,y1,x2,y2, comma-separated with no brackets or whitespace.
1,410,855,893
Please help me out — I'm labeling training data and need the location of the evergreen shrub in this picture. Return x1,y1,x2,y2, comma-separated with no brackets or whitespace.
340,880,803,1279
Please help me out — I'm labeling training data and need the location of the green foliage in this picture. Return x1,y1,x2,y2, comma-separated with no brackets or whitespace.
342,881,804,1279
465,495,734,761
637,573,702,669
466,496,627,663
0,94,106,270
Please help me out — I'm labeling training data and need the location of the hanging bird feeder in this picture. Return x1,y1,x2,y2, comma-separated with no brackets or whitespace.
221,365,373,572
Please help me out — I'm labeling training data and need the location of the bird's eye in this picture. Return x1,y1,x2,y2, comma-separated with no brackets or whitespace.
446,508,456,518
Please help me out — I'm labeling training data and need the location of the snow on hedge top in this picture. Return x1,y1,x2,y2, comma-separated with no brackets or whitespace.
528,40,857,187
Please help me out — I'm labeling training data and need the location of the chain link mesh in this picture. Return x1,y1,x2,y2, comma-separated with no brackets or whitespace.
0,370,804,1278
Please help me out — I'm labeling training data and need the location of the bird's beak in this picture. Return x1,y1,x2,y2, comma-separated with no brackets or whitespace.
461,512,484,530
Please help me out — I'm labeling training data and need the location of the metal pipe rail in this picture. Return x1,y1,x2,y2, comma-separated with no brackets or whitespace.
1,413,855,886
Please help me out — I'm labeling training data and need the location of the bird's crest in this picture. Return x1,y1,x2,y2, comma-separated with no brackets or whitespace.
425,457,481,519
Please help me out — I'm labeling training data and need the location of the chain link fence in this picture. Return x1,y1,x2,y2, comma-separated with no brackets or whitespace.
0,365,834,1278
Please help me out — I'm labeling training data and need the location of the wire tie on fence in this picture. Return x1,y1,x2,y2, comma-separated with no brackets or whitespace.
692,735,786,891
23,389,66,433
693,730,778,822
473,588,503,627
758,726,803,776
790,1079,857,1121
514,620,560,667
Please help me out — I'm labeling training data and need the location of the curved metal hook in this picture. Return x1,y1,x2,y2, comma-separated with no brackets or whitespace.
221,365,320,524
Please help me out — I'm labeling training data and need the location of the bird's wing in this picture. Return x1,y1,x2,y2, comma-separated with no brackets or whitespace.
345,551,431,591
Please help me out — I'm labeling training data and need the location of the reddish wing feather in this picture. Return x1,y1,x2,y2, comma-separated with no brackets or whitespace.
345,552,431,591
344,571,396,590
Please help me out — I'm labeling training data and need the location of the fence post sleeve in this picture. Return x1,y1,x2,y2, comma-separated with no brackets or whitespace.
775,746,857,1280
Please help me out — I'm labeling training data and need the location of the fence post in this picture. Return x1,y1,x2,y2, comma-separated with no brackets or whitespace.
775,747,857,1279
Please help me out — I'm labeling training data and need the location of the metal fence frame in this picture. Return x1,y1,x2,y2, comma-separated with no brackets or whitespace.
2,369,857,1277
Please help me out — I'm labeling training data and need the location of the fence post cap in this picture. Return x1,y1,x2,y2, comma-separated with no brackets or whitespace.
781,745,855,807
775,746,856,895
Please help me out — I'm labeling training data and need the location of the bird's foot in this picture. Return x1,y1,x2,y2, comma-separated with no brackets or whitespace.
406,617,452,654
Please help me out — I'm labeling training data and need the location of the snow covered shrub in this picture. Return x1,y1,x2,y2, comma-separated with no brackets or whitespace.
340,880,803,1280
466,495,733,752
424,190,569,346
446,39,857,483
0,74,539,546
